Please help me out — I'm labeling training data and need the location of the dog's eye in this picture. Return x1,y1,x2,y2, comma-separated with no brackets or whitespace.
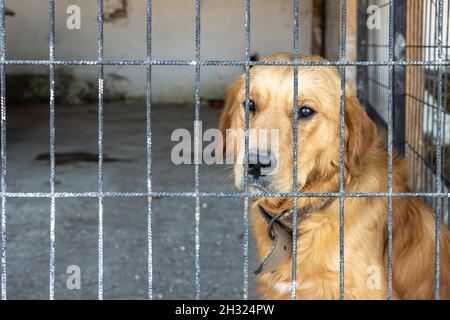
299,106,316,119
243,99,256,113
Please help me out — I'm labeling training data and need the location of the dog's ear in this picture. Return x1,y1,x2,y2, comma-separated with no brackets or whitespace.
344,91,377,176
219,78,242,156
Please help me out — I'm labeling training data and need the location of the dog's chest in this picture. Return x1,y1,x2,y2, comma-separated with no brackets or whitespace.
252,207,342,298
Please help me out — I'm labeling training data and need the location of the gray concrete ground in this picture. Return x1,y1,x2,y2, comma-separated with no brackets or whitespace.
2,102,259,299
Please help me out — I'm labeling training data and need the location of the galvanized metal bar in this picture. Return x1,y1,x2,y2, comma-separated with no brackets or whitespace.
0,191,447,198
410,0,421,193
291,0,299,301
146,0,153,301
392,1,407,156
242,0,251,301
48,0,56,301
194,0,201,300
97,0,105,300
446,0,450,230
1,59,450,67
386,0,395,300
339,0,347,300
0,0,6,301
357,0,368,108
425,78,432,202
434,0,444,300
423,0,432,195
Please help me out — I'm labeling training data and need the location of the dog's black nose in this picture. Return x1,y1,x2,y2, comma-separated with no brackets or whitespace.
247,151,273,179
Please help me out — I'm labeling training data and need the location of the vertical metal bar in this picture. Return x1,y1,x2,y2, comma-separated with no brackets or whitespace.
291,0,299,300
194,0,201,300
429,0,437,207
339,0,347,300
357,0,368,108
434,0,444,300
146,0,153,300
0,0,6,301
409,0,421,191
423,0,432,194
393,1,406,156
442,3,450,229
242,0,251,301
386,0,395,300
48,0,56,301
415,0,425,193
97,0,104,300
443,0,449,223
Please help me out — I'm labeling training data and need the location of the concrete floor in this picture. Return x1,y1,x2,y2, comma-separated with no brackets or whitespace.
2,102,258,299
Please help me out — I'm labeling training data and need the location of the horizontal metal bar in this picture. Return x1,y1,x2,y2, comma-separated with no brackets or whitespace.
1,59,450,67
372,44,450,49
1,191,448,198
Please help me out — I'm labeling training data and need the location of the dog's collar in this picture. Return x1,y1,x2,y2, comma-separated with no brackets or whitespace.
254,196,337,276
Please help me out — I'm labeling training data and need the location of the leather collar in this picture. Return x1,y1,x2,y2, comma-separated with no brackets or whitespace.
254,196,337,276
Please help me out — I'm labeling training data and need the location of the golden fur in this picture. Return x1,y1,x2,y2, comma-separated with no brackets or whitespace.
219,53,450,299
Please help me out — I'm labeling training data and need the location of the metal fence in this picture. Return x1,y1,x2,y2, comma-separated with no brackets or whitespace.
0,0,448,301
359,0,449,222
405,0,450,219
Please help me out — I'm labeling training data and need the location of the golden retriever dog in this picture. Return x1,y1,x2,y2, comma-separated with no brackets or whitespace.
219,53,450,299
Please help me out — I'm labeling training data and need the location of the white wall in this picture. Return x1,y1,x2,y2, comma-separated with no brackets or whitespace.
5,0,312,103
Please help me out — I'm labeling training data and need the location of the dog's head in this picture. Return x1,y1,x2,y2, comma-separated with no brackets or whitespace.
219,53,377,194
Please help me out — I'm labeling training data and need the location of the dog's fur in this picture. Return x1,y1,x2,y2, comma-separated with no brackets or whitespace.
219,53,450,299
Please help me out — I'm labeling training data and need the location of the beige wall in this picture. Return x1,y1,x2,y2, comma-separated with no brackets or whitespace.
5,0,313,103
324,0,357,89
324,0,340,61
